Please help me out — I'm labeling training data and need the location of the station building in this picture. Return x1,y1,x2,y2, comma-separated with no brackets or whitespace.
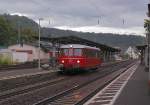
8,44,49,63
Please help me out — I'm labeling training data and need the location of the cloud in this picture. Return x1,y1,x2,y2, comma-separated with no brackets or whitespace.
55,25,145,36
0,0,148,35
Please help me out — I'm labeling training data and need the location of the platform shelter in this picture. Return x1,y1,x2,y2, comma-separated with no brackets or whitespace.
36,36,121,62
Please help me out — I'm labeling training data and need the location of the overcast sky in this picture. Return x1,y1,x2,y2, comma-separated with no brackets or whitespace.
0,0,149,35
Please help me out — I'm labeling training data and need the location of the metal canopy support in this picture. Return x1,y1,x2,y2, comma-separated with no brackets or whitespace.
109,51,112,61
105,51,108,62
103,51,106,62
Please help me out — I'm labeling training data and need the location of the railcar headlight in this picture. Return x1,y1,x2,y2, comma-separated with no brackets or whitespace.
77,60,80,63
61,60,65,63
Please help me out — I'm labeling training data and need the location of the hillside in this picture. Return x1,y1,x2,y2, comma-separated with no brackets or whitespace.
0,14,146,49
0,14,37,46
42,28,145,49
0,14,38,30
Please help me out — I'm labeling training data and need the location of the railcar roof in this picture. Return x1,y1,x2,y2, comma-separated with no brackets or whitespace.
60,44,100,51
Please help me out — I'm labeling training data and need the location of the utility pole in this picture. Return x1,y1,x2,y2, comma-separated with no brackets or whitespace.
98,18,100,25
18,21,21,46
38,18,43,70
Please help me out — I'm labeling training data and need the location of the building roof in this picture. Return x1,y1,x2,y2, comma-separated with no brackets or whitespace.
35,36,120,52
8,43,50,52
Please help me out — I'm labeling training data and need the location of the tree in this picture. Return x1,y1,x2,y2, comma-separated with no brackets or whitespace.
144,19,150,33
0,16,15,46
21,28,37,43
0,15,37,46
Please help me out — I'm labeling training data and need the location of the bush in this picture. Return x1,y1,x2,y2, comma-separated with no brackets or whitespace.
0,54,12,65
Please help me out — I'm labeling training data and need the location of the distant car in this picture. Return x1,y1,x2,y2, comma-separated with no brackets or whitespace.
58,44,102,72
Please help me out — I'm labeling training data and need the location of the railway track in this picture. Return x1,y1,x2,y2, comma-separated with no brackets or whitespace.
0,61,118,101
33,61,136,105
0,60,135,105
0,76,69,101
0,60,127,72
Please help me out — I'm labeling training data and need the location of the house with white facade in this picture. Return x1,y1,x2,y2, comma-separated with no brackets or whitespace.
8,44,49,63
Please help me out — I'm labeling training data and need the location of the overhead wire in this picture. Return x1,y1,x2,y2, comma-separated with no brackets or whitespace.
87,0,126,26
87,0,103,25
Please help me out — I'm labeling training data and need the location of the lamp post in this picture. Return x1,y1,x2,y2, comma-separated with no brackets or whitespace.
147,4,150,89
38,18,43,70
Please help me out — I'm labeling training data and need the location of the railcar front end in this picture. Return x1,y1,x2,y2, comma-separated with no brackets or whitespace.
58,44,102,72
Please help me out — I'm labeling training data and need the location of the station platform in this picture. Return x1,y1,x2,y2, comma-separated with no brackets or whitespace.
0,68,58,80
84,62,150,105
114,64,150,105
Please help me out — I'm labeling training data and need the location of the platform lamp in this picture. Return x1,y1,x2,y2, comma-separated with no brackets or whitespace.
147,4,150,87
38,18,43,70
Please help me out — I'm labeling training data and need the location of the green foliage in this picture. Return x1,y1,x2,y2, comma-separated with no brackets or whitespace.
0,16,15,46
0,14,37,46
0,54,12,65
20,28,37,43
144,19,150,33
1,14,38,31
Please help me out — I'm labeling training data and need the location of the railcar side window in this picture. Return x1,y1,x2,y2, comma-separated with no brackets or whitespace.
83,49,99,58
74,49,82,56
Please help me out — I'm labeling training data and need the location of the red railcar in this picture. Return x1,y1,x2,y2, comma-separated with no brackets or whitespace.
58,44,102,71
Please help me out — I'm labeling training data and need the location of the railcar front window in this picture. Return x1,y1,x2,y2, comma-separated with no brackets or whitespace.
61,49,69,56
74,49,82,56
61,48,82,56
69,49,73,56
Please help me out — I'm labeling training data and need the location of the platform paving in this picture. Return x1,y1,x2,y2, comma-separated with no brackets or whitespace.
0,68,58,80
84,61,139,105
114,64,150,105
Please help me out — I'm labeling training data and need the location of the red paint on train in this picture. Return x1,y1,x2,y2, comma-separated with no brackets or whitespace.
58,44,102,71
